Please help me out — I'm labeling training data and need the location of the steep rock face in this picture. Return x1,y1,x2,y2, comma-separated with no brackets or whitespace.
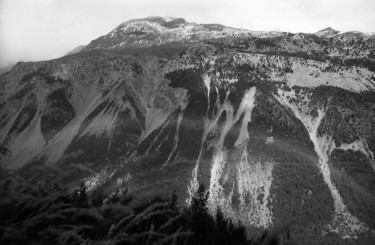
1,18,375,243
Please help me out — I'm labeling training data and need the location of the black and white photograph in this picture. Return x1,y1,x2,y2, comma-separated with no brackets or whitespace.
0,0,375,244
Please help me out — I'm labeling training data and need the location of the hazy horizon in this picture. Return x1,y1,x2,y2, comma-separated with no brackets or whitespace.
1,0,374,68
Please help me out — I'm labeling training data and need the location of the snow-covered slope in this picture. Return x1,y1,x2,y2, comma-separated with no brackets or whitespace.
82,16,249,51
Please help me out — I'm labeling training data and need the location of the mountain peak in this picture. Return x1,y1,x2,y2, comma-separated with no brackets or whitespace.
319,27,337,32
315,27,339,37
80,17,371,54
117,16,187,30
83,16,248,51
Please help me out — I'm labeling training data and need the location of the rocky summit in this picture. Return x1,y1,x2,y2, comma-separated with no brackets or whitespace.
1,17,375,243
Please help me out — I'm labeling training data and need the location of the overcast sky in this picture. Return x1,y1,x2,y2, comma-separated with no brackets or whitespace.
0,0,374,67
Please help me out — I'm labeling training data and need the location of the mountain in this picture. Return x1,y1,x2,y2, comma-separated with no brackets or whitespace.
65,45,86,56
82,16,248,52
1,17,375,243
315,27,340,37
0,63,15,75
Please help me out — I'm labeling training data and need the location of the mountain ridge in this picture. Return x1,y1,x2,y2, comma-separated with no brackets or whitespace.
65,45,86,56
79,17,374,52
1,16,375,244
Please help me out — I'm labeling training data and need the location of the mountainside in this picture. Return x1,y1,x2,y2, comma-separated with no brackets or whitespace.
82,16,248,51
315,27,340,38
1,17,375,243
65,45,86,56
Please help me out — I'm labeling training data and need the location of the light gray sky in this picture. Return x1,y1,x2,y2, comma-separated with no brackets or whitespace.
0,0,374,67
